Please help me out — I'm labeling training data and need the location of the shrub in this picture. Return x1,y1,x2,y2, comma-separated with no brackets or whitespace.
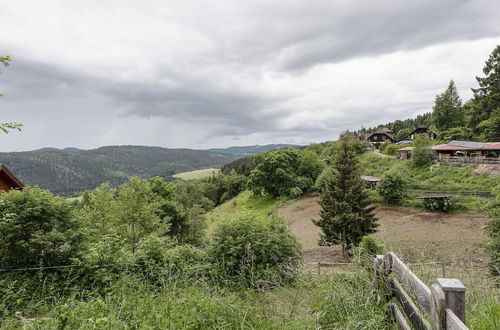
422,197,456,212
0,187,82,268
351,235,385,269
289,187,303,199
208,216,301,288
382,143,403,156
484,186,500,279
412,134,433,168
377,171,407,204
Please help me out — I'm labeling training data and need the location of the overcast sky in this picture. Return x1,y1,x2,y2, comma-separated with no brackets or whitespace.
0,0,499,151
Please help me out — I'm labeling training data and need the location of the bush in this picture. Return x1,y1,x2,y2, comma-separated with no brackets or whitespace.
377,171,407,204
422,197,456,212
484,187,500,279
208,216,301,288
351,235,385,269
0,187,82,268
382,143,404,156
412,134,433,168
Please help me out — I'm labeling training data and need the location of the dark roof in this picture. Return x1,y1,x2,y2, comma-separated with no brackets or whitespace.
366,131,395,141
410,126,428,134
448,140,486,149
0,165,24,190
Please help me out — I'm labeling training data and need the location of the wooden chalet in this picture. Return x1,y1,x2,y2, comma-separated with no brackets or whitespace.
0,165,24,192
366,128,395,148
410,126,431,140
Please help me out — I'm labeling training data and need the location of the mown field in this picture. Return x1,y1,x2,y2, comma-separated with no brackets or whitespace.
173,168,221,180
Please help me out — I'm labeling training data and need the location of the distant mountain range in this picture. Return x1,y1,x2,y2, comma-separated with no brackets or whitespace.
1,144,294,196
205,144,299,155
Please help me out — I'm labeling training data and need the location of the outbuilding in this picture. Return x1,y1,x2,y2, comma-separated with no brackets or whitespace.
0,165,24,192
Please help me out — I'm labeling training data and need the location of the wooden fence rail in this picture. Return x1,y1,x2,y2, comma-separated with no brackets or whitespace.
373,253,468,330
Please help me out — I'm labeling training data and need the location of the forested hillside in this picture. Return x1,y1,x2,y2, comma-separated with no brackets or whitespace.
0,146,239,195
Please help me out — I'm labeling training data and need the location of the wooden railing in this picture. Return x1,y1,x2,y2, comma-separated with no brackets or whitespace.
435,156,499,164
373,252,468,330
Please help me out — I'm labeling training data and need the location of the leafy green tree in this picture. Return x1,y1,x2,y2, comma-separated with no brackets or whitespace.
0,187,82,268
395,128,411,141
377,171,407,204
470,45,500,138
476,108,500,141
432,80,463,131
412,134,433,168
438,126,472,141
248,149,301,198
314,136,378,256
0,55,22,133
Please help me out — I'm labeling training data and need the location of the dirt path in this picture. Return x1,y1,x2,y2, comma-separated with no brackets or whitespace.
278,194,488,265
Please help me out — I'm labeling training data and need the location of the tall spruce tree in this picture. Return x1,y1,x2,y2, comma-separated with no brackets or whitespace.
314,135,378,256
432,80,463,131
470,45,500,140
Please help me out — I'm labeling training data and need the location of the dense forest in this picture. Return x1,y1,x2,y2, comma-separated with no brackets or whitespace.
0,146,241,195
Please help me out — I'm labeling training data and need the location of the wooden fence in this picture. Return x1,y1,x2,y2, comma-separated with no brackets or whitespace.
373,252,468,330
435,156,499,164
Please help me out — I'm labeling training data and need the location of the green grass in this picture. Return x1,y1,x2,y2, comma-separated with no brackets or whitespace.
0,271,389,329
206,190,284,222
173,168,220,180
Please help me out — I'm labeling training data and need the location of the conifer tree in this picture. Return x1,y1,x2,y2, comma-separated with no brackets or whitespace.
314,135,378,256
471,45,500,140
432,80,463,131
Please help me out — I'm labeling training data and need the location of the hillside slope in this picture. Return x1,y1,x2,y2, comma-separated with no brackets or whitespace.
0,146,238,195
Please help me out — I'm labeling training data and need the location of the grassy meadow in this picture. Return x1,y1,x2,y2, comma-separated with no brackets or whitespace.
173,168,221,180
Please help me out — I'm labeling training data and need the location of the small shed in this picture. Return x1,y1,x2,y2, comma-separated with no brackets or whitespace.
361,175,381,189
0,165,24,192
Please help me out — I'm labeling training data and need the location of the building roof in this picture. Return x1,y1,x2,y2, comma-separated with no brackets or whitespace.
396,147,414,151
482,142,500,150
0,165,24,190
410,126,428,134
431,144,475,151
360,175,381,182
448,140,487,149
397,141,500,152
366,130,395,141
379,127,393,133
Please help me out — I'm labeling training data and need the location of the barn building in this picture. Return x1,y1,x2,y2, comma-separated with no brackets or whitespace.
396,140,500,161
0,165,24,192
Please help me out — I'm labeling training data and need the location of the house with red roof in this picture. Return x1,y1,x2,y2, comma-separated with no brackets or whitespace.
396,140,500,162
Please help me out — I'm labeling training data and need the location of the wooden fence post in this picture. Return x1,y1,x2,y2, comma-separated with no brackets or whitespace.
431,284,445,329
437,278,466,324
372,255,384,290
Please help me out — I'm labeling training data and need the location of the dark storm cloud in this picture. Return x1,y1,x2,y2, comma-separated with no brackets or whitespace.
268,0,500,70
0,0,499,150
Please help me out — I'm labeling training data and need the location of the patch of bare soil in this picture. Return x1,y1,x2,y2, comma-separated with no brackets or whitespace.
278,195,488,266
472,164,500,176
